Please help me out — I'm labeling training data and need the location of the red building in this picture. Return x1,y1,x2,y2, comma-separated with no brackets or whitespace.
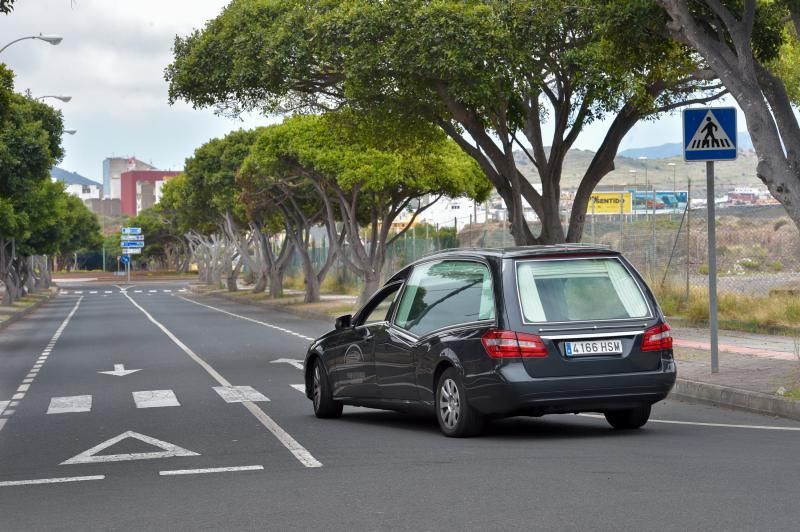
120,170,181,216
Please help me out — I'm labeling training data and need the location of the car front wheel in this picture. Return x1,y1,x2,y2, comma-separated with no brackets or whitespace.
312,359,343,419
436,367,484,437
604,404,651,430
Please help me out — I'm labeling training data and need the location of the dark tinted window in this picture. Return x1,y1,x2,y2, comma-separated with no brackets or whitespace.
394,260,494,336
361,285,400,325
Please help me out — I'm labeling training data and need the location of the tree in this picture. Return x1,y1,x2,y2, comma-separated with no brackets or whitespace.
240,112,491,304
0,0,15,14
167,0,722,246
657,0,800,233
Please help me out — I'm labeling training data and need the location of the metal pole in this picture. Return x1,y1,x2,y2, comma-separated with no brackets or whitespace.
652,189,657,279
127,258,131,284
686,178,691,305
619,192,624,253
706,162,719,373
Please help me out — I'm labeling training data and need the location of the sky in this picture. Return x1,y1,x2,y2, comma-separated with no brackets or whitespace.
0,0,747,184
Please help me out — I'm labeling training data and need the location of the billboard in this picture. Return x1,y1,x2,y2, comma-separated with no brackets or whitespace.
588,192,632,214
632,191,688,211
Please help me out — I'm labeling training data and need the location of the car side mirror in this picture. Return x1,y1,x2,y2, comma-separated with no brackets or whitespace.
335,314,352,330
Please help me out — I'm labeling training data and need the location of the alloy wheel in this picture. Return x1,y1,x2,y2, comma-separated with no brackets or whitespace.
439,378,461,430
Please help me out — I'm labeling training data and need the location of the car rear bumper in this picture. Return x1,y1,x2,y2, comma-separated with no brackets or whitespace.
465,360,677,417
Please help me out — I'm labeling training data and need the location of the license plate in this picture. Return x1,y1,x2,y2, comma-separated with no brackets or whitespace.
565,339,623,357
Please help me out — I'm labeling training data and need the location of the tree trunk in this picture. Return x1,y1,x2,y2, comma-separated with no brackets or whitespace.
358,270,382,308
269,269,284,298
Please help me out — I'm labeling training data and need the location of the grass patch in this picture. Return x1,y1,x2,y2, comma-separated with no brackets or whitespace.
652,282,800,334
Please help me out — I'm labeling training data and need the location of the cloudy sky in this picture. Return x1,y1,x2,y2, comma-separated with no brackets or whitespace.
0,0,744,184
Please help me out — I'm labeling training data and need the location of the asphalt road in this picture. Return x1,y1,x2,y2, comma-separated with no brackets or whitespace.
1,282,799,531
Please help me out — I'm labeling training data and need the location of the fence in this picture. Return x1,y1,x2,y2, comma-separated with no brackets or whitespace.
283,204,800,312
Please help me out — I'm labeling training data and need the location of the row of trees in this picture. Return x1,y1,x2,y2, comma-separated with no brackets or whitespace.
166,0,800,246
143,113,489,305
0,64,102,304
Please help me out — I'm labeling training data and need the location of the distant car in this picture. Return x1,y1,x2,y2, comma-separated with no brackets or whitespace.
303,246,676,437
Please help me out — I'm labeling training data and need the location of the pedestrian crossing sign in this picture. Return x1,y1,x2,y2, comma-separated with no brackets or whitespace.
683,107,737,161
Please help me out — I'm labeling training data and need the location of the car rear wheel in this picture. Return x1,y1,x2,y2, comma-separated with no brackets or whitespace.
312,359,343,419
436,368,484,437
604,404,651,430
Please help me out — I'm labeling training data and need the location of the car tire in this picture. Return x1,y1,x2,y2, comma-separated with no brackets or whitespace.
312,359,343,419
436,367,484,437
604,404,651,430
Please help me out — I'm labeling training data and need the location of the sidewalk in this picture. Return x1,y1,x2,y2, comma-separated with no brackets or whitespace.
0,288,58,331
671,326,800,419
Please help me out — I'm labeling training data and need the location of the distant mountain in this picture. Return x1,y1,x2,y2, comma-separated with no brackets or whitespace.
51,167,102,188
619,132,753,159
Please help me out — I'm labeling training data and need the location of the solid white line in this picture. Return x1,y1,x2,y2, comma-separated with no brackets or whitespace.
123,292,322,468
290,384,305,393
178,296,315,341
159,465,264,476
0,475,105,488
577,413,800,431
132,390,180,409
47,395,92,414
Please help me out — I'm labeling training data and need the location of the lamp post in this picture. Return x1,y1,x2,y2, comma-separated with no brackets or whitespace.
36,95,72,103
638,156,649,189
0,34,63,54
628,169,637,188
668,162,677,193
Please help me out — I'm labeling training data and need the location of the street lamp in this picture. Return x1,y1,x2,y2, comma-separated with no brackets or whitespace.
0,34,63,54
638,156,649,189
36,95,72,103
667,162,677,193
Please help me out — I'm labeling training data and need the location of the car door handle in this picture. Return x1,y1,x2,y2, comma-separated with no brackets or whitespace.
362,333,374,341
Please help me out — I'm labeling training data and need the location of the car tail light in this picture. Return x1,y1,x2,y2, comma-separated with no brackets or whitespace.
482,330,548,358
641,323,673,351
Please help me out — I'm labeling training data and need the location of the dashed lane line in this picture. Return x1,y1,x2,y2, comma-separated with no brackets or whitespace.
0,297,83,430
122,291,322,468
577,414,800,431
159,465,263,476
0,475,105,488
177,296,315,342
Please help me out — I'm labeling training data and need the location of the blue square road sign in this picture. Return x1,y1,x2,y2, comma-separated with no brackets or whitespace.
683,107,737,162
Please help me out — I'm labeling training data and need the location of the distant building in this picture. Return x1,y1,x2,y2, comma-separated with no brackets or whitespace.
103,157,155,200
120,170,181,216
85,198,121,217
51,167,102,201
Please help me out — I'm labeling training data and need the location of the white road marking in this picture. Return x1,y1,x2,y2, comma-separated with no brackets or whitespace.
9,401,19,407
0,419,6,432
149,290,158,293
213,386,270,403
178,289,187,292
11,393,24,400
61,431,199,465
577,413,800,431
73,291,83,294
16,384,29,392
178,296,315,341
89,291,98,294
290,384,305,393
123,292,322,468
0,401,8,413
104,290,112,294
159,465,263,476
133,390,180,409
28,370,38,375
47,395,92,414
272,358,305,371
3,410,14,415
97,363,142,377
0,475,105,488
163,289,172,293
134,290,143,293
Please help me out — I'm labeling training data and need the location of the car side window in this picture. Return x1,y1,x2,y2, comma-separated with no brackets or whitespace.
360,284,401,325
393,260,495,336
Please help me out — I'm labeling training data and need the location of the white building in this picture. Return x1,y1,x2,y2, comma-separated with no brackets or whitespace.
51,167,103,201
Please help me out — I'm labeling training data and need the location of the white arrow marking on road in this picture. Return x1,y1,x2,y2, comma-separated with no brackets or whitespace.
271,358,304,371
97,364,142,377
61,431,200,465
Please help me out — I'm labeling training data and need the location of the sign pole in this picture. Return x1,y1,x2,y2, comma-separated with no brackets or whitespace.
126,256,131,284
706,161,719,373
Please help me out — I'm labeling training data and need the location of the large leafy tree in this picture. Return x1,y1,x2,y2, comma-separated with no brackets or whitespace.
167,0,722,245
657,0,800,233
240,112,490,303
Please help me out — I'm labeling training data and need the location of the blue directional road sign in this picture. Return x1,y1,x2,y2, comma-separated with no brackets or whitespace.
120,255,130,265
121,241,145,248
121,227,142,235
683,107,737,162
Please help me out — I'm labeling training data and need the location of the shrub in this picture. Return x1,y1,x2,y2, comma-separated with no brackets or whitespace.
698,264,709,275
769,260,783,272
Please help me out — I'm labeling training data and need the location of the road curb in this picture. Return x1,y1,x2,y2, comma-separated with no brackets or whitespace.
188,285,335,323
671,378,800,421
0,289,58,333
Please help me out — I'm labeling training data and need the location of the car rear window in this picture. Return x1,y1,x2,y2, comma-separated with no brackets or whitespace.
515,258,649,323
394,260,495,336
